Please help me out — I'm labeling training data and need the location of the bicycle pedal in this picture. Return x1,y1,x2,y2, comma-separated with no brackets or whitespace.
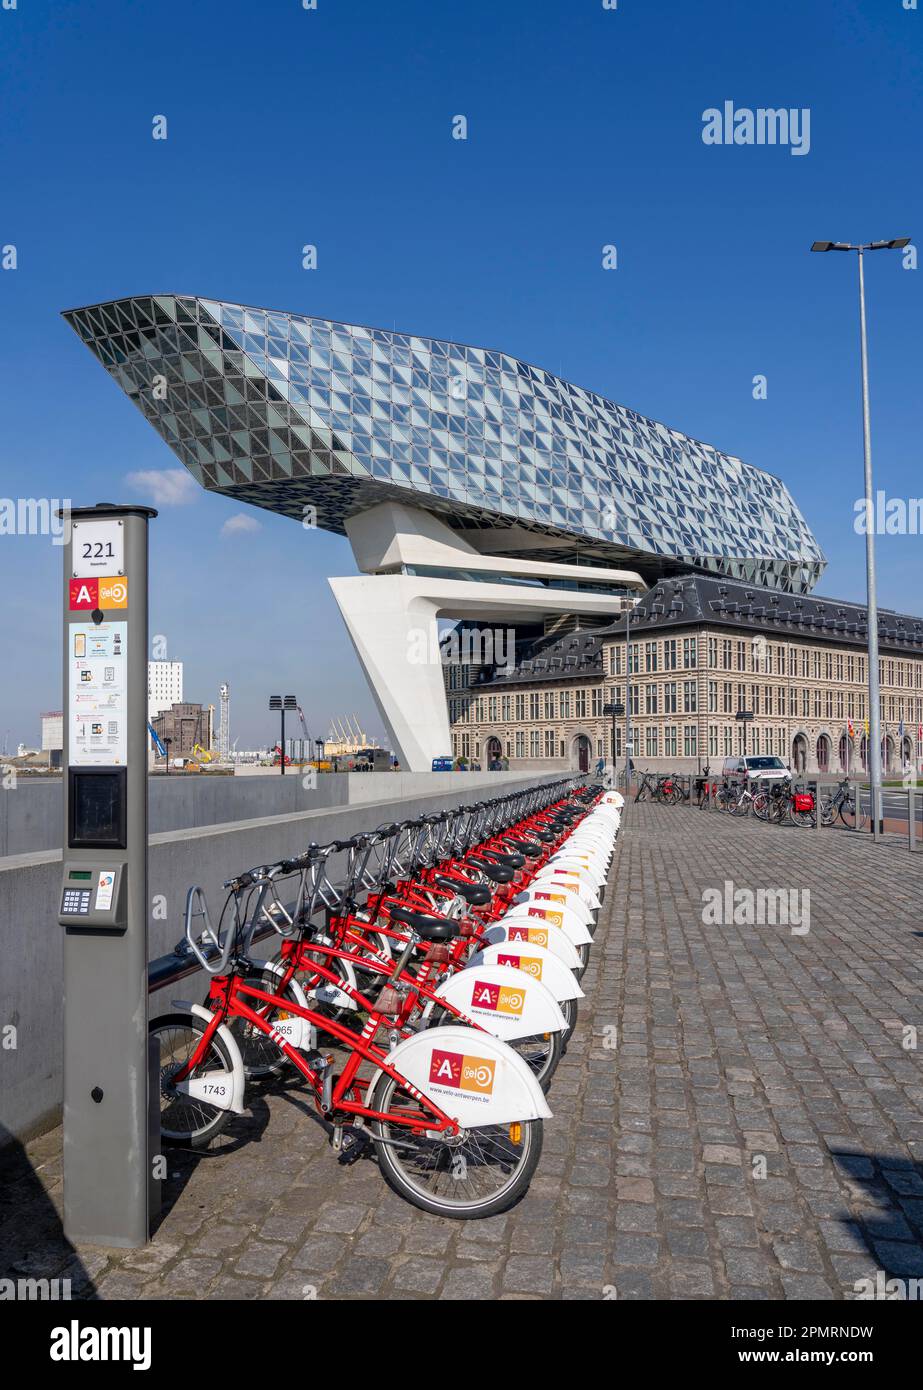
337,1129,370,1166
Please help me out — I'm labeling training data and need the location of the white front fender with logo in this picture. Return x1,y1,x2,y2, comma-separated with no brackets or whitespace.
465,943,584,1003
533,871,600,910
169,1000,247,1114
373,1025,552,1126
480,919,582,971
508,892,595,937
547,858,607,888
428,962,568,1040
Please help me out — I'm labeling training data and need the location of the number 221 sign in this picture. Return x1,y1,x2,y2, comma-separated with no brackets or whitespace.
71,519,124,578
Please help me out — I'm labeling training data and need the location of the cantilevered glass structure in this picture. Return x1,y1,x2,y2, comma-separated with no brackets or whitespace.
64,295,826,768
63,295,825,594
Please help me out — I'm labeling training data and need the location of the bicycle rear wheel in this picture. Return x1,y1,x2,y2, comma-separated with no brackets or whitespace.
839,794,868,831
370,1072,543,1219
149,1012,234,1149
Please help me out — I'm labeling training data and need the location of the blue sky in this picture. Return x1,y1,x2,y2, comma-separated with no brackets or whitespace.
0,0,920,750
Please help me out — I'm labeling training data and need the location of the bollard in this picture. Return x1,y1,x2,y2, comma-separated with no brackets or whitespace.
909,787,921,854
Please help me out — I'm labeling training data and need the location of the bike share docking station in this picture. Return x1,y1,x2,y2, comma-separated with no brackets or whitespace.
58,504,158,1247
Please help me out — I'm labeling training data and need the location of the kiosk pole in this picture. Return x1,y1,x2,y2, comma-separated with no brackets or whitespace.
59,503,157,1247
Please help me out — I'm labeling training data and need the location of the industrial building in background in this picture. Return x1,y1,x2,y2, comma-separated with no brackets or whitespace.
150,701,214,765
148,659,183,722
66,295,827,771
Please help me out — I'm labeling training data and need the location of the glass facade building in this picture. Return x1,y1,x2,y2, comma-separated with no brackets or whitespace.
63,295,825,594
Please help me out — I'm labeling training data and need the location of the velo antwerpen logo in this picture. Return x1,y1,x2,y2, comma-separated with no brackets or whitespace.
429,1048,496,1094
509,924,548,946
68,576,129,609
471,979,525,1015
528,906,563,927
496,952,543,979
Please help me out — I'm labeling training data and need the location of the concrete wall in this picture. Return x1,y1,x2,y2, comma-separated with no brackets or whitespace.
0,773,565,1146
0,770,542,858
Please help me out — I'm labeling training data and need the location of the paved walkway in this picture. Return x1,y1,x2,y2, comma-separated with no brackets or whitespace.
2,805,922,1299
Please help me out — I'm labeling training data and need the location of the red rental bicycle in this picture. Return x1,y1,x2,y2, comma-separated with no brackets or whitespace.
150,863,550,1219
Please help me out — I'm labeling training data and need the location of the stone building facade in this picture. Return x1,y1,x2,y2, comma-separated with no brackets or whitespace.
447,574,923,775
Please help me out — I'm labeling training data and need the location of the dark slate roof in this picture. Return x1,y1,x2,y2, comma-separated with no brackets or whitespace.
593,573,923,654
472,628,605,688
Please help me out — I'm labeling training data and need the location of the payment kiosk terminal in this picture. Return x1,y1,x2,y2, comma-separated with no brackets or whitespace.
59,766,128,928
59,503,157,1249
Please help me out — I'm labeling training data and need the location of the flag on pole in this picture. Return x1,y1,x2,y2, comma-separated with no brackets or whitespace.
847,719,855,739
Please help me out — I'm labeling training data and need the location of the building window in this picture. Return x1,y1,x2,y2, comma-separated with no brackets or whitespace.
664,681,678,714
529,693,540,720
737,641,747,672
530,730,540,757
708,636,718,668
544,692,555,720
592,687,603,717
645,684,659,715
515,731,524,758
560,691,571,719
544,729,556,757
708,724,718,756
683,680,697,713
646,726,658,757
708,680,717,713
664,639,677,670
645,641,658,672
664,725,677,757
683,725,697,757
721,639,732,669
684,637,697,669
515,693,525,721
575,689,587,718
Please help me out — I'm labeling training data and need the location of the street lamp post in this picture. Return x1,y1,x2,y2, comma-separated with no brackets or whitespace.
603,701,624,779
735,709,754,758
269,695,298,775
624,600,632,790
811,237,910,835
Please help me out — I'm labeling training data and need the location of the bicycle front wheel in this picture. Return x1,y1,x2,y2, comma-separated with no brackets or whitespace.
150,1012,235,1149
370,1073,543,1219
839,795,868,831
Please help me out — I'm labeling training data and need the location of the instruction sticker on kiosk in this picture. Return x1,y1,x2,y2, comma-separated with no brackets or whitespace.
95,870,116,911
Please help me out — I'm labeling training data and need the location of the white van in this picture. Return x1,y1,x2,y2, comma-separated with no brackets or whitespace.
720,755,791,784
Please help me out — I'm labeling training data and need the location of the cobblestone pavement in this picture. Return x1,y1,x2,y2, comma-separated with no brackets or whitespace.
3,805,923,1300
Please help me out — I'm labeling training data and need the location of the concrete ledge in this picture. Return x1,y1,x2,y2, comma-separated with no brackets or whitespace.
0,770,553,857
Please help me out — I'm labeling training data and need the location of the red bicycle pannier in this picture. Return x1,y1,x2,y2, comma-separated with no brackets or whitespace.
793,793,814,812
